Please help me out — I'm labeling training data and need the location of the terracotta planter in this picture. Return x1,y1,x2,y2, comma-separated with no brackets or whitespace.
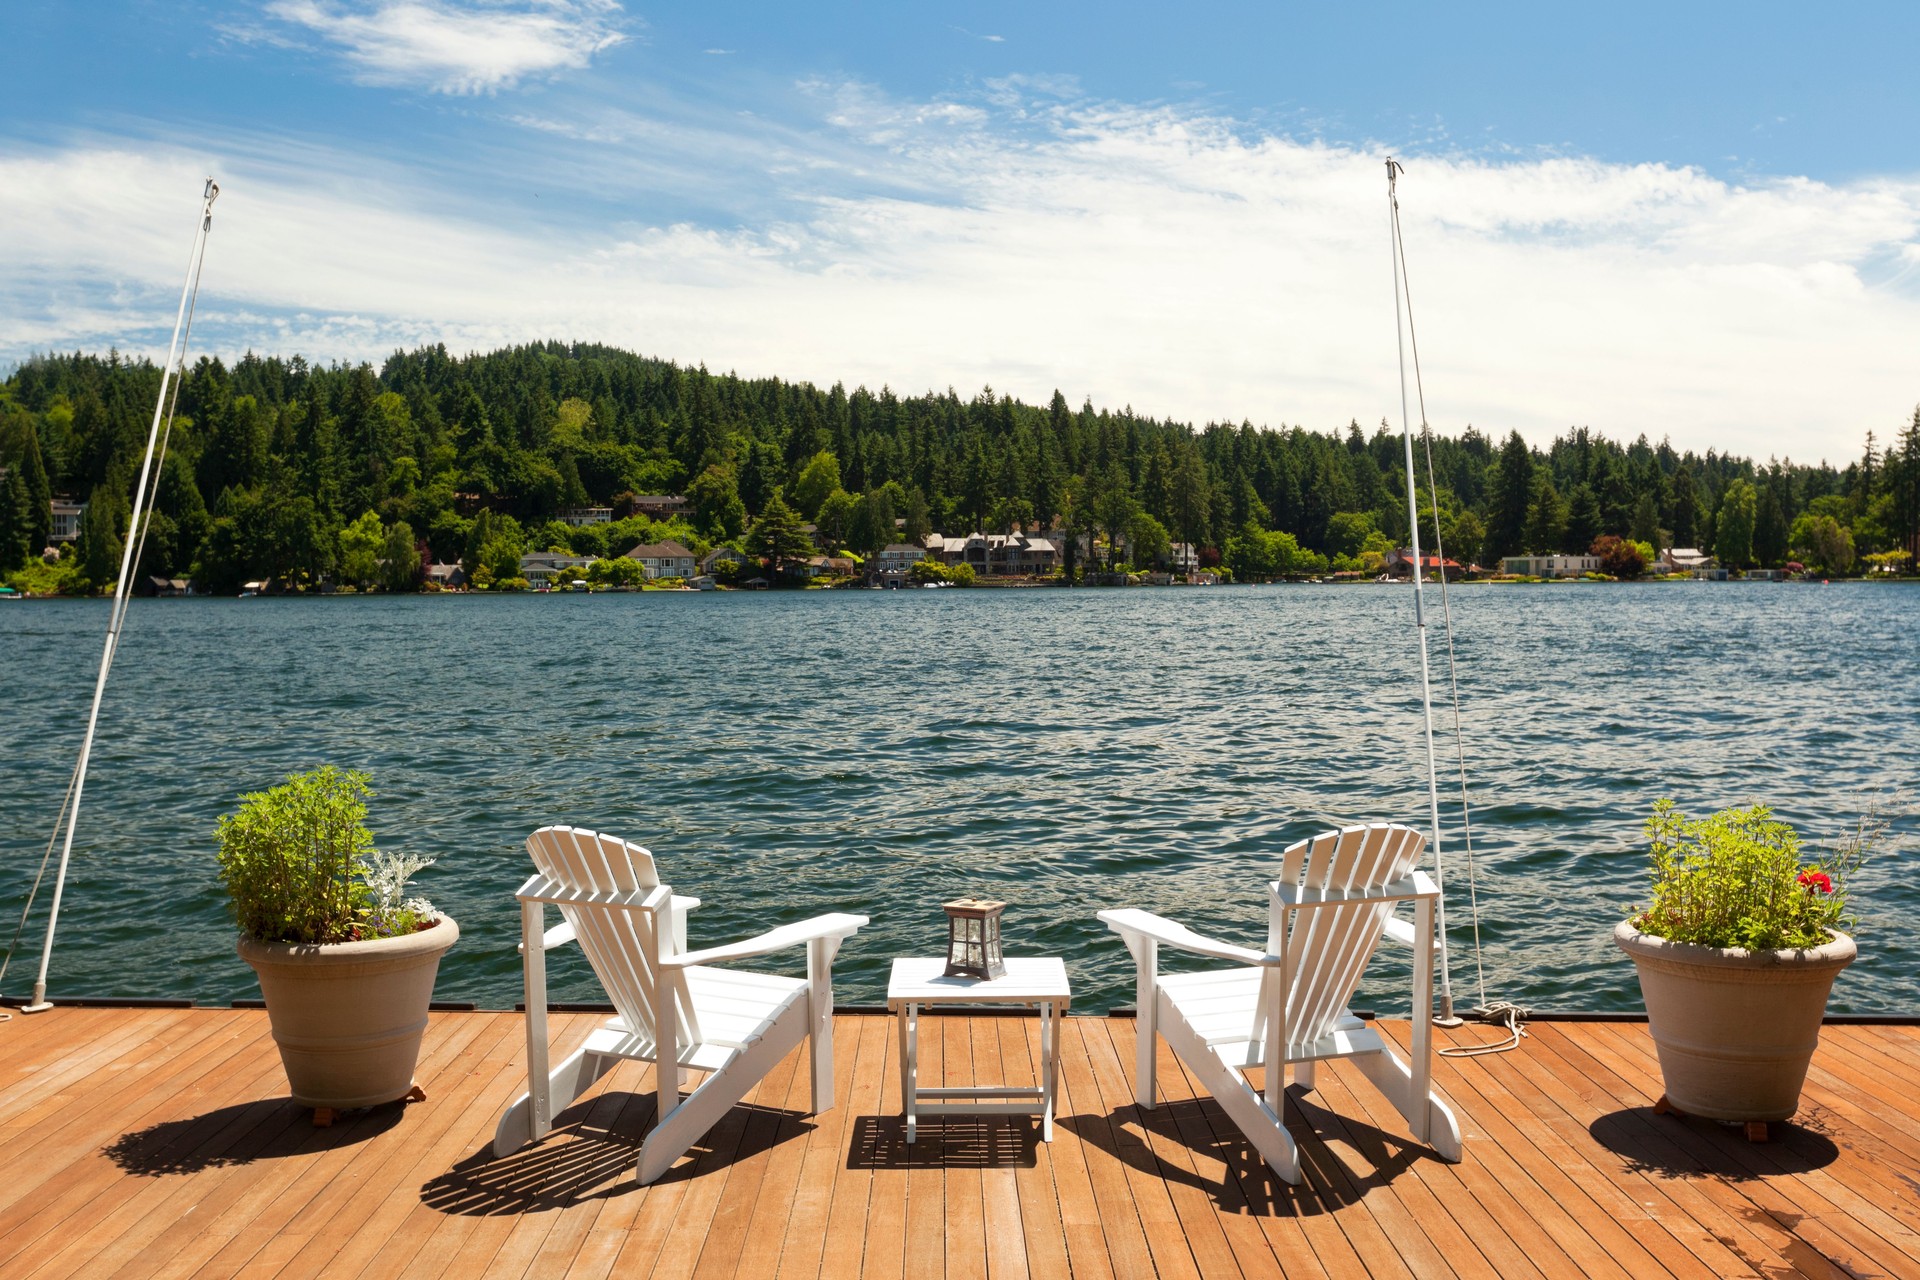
239,915,459,1111
1613,920,1854,1122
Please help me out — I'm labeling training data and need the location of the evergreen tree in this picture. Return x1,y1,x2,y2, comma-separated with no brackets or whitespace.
0,466,31,571
1669,464,1699,546
1629,491,1663,548
1565,483,1602,554
1716,479,1757,569
78,483,128,588
14,423,53,553
744,488,813,578
1484,431,1533,561
1523,471,1567,554
901,488,932,545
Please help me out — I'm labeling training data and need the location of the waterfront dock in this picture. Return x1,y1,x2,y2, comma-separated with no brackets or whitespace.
1,1007,1916,1278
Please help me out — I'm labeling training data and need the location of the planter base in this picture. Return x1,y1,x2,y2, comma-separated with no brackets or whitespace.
1652,1094,1771,1142
312,1083,427,1128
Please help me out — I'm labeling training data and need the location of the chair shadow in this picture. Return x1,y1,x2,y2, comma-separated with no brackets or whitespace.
420,1094,815,1214
103,1098,406,1176
1061,1087,1441,1216
844,1113,1040,1170
1587,1105,1840,1179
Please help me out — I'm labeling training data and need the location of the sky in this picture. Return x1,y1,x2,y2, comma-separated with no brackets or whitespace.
3,2,1918,465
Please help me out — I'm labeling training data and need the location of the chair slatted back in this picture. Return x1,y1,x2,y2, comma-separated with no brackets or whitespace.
526,825,700,1053
1262,823,1425,1050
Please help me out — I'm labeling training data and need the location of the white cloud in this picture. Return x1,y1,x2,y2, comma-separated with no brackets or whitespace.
3,83,1917,465
263,0,628,94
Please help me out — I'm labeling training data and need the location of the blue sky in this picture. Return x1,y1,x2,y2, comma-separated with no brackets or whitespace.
4,1,1917,461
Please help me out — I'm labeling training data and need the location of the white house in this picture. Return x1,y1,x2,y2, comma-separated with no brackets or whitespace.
879,543,926,569
50,497,85,543
1501,553,1600,578
557,507,613,527
624,540,697,578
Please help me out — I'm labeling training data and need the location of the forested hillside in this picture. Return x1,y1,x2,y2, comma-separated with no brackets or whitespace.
1,341,1915,591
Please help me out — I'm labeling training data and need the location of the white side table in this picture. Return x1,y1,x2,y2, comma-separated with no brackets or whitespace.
886,956,1071,1143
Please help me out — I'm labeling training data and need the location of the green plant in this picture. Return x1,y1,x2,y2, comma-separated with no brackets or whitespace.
217,767,374,944
1630,799,1869,950
216,767,439,944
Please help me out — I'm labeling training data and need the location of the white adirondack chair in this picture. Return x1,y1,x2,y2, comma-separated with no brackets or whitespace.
1099,822,1462,1183
493,825,868,1185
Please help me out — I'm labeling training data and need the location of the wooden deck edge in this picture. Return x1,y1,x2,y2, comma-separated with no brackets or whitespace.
8,994,1919,1023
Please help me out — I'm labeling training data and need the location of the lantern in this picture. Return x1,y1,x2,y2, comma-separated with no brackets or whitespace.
942,897,1007,981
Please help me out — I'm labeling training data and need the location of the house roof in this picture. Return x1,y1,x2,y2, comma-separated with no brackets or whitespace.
626,540,695,559
881,543,924,555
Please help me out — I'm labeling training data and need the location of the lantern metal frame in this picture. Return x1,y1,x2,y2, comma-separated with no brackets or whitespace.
941,897,1007,981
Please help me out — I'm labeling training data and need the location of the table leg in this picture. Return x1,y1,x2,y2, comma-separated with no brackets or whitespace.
902,1001,919,1144
1041,999,1057,1142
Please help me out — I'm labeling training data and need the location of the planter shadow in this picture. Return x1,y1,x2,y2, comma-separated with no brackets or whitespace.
1587,1104,1840,1179
103,1097,406,1176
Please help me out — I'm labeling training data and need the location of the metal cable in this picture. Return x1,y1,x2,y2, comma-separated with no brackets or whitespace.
1388,162,1519,1054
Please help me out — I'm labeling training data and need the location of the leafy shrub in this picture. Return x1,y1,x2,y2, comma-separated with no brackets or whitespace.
216,767,437,944
1591,534,1647,579
1629,799,1868,950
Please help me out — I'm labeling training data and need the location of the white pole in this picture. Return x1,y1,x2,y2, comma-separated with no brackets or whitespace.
1386,159,1458,1025
22,178,218,1014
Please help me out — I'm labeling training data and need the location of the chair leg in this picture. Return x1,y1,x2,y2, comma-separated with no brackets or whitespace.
1157,1002,1300,1183
492,1046,614,1158
1351,1046,1462,1162
637,1004,809,1184
1293,1059,1317,1093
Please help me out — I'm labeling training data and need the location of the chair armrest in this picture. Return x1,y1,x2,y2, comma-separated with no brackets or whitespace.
661,912,869,968
1276,870,1438,909
1380,914,1444,953
517,920,576,955
1097,908,1278,966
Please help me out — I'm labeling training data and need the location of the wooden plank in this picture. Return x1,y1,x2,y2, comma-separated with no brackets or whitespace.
1140,1030,1321,1280
775,1011,882,1280
1084,1017,1249,1280
1052,1014,1176,1280
940,1014,987,1280
1520,1022,1847,1280
0,1009,258,1258
815,1013,891,1280
1589,1021,1920,1280
897,1007,945,1280
4,1010,1920,1280
111,1007,510,1280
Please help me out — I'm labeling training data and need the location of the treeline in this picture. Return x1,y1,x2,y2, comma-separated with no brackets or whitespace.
1,341,1916,592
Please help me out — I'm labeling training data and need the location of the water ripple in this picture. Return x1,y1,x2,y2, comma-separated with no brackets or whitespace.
1,581,1915,1016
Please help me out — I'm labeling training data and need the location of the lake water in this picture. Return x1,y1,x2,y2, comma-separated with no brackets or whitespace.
2,582,1915,1017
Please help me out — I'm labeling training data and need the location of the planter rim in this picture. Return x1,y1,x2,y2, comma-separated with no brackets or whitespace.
1612,919,1854,970
238,914,459,966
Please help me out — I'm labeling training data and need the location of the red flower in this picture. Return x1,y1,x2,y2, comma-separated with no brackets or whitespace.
1797,870,1833,895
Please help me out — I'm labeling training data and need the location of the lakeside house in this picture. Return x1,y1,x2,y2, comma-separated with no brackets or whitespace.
1501,553,1600,578
1660,546,1714,574
923,530,1062,575
1384,547,1467,579
701,546,749,575
626,494,690,520
623,540,696,579
557,507,613,527
519,552,599,586
424,562,467,588
50,497,85,543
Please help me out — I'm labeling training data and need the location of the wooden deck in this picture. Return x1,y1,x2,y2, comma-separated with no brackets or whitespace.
2,1007,1917,1279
